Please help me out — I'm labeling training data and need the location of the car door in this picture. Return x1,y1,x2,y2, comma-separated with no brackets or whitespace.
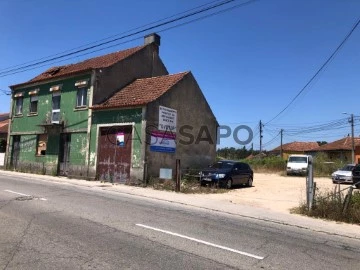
232,163,241,185
238,163,249,184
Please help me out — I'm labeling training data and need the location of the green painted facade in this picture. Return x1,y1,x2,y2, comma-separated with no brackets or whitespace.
9,74,91,173
8,74,144,178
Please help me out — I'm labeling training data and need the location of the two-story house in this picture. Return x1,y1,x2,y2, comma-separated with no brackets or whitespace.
6,34,218,183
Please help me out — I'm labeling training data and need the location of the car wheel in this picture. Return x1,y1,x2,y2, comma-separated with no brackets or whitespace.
225,179,232,189
247,177,253,187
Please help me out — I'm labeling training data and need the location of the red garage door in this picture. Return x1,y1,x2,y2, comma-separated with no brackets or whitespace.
97,125,132,183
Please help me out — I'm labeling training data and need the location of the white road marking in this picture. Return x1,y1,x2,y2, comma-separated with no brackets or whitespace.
4,189,31,197
4,189,47,201
136,223,264,260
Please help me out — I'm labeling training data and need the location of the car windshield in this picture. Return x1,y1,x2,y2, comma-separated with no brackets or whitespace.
210,161,234,169
340,165,355,171
288,156,307,163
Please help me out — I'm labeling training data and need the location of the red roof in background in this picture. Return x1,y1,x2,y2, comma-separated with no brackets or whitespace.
92,72,189,109
0,119,9,134
271,141,319,152
11,45,146,88
312,137,360,151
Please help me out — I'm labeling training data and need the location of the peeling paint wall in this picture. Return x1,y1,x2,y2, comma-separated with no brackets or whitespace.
9,74,91,174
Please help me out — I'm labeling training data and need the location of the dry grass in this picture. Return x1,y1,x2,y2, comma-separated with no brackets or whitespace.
292,189,360,224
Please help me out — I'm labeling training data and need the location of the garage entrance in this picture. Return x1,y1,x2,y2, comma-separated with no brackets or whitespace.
97,125,132,183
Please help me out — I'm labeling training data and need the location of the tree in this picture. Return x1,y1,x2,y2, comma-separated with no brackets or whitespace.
317,141,327,146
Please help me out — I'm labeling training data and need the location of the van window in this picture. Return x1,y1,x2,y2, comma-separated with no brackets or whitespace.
288,156,307,163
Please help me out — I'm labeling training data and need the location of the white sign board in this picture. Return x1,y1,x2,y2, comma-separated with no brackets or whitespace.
0,153,4,166
150,131,176,153
159,106,177,132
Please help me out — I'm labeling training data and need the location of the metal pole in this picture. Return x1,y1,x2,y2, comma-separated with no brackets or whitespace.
260,120,263,153
351,114,355,164
175,159,181,192
306,156,314,210
280,129,283,159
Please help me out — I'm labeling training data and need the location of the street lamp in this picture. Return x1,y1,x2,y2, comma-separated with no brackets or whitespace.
342,112,355,164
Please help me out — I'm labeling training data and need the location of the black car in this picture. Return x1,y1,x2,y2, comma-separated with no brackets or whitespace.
352,164,360,188
200,160,253,189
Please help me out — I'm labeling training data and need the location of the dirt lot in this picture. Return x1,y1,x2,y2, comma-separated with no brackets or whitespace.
201,173,337,214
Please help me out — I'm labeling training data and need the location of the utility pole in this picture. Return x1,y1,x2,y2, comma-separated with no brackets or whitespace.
280,129,283,159
342,112,355,164
259,120,263,153
350,114,355,164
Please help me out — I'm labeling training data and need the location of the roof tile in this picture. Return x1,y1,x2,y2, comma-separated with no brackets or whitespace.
12,45,146,87
272,141,319,152
0,119,9,134
312,137,360,151
92,72,189,109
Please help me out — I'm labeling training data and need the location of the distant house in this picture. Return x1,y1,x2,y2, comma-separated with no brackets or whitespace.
310,136,360,163
270,141,319,159
6,34,218,182
0,114,9,141
0,113,9,167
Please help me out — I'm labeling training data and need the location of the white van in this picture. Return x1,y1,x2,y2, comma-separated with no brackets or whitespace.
286,154,309,176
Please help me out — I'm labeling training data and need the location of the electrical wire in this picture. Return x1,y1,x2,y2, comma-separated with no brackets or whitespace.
0,0,259,78
0,0,226,73
265,16,360,125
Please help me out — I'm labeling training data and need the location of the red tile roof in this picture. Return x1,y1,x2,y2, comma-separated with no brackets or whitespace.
312,137,360,151
0,113,9,120
271,141,319,152
11,45,146,87
92,72,189,109
0,119,9,134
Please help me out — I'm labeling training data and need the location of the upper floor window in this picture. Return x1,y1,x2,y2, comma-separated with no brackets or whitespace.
15,97,23,115
76,87,87,107
52,92,61,123
29,95,38,114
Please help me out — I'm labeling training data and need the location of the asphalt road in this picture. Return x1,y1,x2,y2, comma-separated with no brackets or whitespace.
0,173,359,270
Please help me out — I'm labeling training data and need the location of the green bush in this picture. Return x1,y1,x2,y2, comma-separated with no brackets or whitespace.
242,156,286,173
312,152,345,177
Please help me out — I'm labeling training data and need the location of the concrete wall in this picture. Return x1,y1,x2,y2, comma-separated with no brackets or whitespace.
145,72,217,179
93,44,168,105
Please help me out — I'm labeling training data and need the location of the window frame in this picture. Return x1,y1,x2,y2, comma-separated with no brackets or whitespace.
15,96,23,116
29,95,39,114
76,87,87,108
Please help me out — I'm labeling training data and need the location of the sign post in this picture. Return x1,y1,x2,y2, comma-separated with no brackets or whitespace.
306,156,314,210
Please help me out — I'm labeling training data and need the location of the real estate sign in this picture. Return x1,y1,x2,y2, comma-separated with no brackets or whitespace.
158,106,177,132
150,131,176,153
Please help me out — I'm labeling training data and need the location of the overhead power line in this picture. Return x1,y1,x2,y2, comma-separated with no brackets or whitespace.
0,0,225,73
265,16,360,125
0,0,259,78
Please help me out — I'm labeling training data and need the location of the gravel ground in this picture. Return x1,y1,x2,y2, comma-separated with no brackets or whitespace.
197,173,339,213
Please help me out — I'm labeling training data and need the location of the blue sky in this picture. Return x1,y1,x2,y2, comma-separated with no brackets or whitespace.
1,0,360,150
